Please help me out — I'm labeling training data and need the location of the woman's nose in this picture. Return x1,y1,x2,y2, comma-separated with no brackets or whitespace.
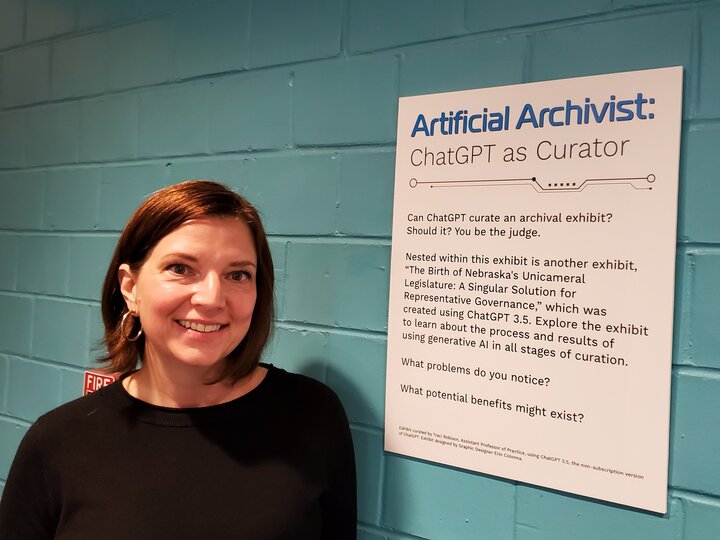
191,273,225,309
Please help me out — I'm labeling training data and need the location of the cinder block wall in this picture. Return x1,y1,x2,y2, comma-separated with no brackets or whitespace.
1,1,719,538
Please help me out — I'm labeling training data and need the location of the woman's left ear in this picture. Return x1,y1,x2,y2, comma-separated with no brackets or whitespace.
118,263,139,313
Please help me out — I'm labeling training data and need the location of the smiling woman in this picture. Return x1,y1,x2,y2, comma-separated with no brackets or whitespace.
116,217,260,406
0,181,357,540
101,180,274,390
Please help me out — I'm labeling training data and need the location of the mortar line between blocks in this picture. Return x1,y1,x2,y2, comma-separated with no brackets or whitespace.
0,413,32,427
275,321,387,339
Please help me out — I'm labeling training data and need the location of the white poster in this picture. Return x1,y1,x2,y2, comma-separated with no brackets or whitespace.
385,67,682,513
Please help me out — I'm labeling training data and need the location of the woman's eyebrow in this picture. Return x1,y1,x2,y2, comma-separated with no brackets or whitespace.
159,252,199,262
160,252,256,267
227,260,257,268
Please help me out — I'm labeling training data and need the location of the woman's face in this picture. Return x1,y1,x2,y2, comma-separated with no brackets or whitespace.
119,217,257,374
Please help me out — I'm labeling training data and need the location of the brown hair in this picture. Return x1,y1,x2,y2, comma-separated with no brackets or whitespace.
99,180,274,382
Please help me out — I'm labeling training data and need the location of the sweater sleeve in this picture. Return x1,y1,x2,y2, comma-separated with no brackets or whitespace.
320,396,357,540
0,420,57,540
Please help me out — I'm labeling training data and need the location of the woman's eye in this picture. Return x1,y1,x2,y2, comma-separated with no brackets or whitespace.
229,270,251,282
168,263,188,275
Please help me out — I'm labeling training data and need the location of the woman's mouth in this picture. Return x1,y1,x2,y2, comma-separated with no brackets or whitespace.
177,320,224,333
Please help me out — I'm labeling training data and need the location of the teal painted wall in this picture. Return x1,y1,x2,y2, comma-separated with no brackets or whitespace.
1,0,719,538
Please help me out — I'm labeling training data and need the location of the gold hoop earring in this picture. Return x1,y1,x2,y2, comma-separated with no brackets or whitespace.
121,311,143,342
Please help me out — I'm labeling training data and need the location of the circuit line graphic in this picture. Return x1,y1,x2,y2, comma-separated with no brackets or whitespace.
409,174,656,192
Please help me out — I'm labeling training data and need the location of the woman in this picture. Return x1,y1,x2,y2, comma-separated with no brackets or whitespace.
0,181,357,539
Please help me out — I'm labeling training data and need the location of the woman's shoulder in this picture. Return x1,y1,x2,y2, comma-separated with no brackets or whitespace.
263,364,348,418
261,365,352,450
266,364,342,401
27,379,124,441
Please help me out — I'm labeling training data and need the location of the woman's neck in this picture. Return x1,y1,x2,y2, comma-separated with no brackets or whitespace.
122,362,267,408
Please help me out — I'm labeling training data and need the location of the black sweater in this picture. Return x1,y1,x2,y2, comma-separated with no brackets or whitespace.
0,365,357,539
